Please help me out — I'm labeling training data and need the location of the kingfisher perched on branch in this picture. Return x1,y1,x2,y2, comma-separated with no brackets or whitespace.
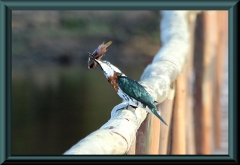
89,55,168,126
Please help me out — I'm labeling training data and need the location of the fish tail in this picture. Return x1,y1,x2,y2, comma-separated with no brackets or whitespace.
104,41,112,47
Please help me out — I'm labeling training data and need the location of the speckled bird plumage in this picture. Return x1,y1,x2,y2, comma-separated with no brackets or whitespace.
90,58,168,126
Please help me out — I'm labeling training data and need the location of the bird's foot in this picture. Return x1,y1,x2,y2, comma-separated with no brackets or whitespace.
115,102,129,112
129,105,137,109
127,105,137,111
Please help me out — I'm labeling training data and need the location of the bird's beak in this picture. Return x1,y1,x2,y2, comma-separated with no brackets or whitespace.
94,58,101,65
88,53,101,64
88,53,95,61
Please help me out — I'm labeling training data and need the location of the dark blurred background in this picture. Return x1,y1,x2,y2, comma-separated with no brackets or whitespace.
12,10,162,155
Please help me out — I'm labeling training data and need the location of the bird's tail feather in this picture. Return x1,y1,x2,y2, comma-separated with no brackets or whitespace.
151,108,168,126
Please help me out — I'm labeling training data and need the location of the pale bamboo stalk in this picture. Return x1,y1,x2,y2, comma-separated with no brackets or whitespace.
195,11,216,154
201,11,218,154
136,114,160,154
171,64,187,154
150,116,161,154
185,12,197,155
167,118,173,154
127,138,136,154
186,91,196,154
213,10,228,149
194,11,217,154
158,83,175,154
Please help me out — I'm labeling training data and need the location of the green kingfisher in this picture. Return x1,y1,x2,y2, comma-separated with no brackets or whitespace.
89,55,168,126
88,41,112,69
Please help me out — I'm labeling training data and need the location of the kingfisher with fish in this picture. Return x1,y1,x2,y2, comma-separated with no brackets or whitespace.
87,41,168,126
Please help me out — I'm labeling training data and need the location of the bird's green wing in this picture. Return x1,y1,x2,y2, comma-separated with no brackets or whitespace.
118,76,168,126
117,76,155,108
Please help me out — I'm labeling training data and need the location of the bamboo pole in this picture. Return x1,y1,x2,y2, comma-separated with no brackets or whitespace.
127,139,136,154
171,64,187,154
202,11,217,154
136,114,160,154
167,118,173,154
158,83,175,154
213,10,228,149
193,13,204,155
185,12,198,154
194,11,217,154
